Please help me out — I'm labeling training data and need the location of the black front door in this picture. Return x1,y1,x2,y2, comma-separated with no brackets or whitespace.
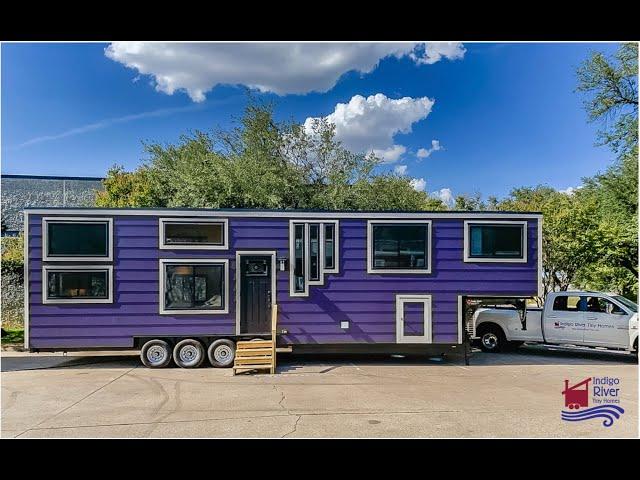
239,255,272,334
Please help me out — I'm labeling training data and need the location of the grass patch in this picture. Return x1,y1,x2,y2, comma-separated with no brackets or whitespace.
1,328,24,345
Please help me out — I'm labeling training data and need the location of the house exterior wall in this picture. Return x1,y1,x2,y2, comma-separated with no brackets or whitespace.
26,209,541,349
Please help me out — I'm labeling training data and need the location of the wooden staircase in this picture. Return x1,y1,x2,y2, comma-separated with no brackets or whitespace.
233,305,278,375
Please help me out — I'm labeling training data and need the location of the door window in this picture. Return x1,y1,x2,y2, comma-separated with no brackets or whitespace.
586,297,625,315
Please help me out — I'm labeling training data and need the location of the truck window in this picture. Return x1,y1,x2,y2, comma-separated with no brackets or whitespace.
586,296,625,315
552,296,583,311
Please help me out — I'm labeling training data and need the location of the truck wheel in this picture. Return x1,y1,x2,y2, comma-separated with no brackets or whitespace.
173,339,205,368
140,339,172,368
208,339,236,367
478,325,506,353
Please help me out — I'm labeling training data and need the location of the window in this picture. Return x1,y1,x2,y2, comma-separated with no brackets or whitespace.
612,295,637,313
159,259,229,314
289,220,339,296
292,223,306,294
324,224,336,271
159,218,228,250
309,224,320,282
552,296,584,312
367,221,432,274
586,296,625,315
42,266,113,304
464,221,527,263
43,217,112,261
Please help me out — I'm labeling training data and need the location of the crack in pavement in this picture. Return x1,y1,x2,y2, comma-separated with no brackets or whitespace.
281,415,301,438
14,364,139,438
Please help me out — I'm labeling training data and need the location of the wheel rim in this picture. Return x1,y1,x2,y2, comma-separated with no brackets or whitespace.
179,344,200,364
147,345,167,365
214,344,233,364
482,333,498,350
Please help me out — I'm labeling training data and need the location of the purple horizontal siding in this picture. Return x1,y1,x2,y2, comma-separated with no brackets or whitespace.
28,213,539,349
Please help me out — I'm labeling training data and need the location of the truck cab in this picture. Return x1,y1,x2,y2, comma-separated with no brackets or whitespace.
473,291,638,354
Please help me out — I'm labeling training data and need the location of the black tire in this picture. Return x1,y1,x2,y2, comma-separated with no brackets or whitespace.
208,339,236,368
140,339,173,368
477,325,507,353
173,339,205,368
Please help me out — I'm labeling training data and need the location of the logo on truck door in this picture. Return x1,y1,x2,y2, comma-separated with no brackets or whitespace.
561,377,624,427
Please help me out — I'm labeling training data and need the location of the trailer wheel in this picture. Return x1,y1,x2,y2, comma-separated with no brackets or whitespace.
173,339,205,368
477,325,506,353
208,339,236,368
140,339,173,368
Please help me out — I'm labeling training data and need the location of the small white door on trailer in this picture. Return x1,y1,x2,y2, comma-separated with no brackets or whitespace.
396,294,432,343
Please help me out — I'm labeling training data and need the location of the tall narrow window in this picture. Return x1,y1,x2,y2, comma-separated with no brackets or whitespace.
293,224,305,293
324,223,335,270
309,223,320,281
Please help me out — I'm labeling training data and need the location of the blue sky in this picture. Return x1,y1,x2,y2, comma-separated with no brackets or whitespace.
1,42,620,202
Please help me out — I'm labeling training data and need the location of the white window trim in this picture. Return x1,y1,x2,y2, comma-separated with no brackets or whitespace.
367,220,432,274
463,220,528,263
42,265,114,304
308,222,324,287
322,220,340,274
42,217,113,262
235,251,277,335
289,221,310,297
159,258,229,315
289,219,340,297
159,217,229,250
396,294,433,344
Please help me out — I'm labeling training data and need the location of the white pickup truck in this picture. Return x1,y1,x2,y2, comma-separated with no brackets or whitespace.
473,291,638,355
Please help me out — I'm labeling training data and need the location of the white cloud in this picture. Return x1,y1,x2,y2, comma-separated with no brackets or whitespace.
410,42,466,65
410,178,427,192
559,186,580,195
304,93,434,163
416,139,443,159
105,42,465,102
432,187,455,207
394,164,408,175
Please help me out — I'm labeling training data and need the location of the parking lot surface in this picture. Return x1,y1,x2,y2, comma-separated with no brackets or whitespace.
1,346,637,438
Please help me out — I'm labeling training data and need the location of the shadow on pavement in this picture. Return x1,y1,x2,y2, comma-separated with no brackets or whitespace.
2,345,635,373
1,355,139,372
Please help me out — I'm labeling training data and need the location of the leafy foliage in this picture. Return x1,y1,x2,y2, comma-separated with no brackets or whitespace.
97,99,445,212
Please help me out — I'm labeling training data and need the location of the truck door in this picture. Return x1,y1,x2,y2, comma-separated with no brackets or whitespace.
544,295,587,344
583,296,630,348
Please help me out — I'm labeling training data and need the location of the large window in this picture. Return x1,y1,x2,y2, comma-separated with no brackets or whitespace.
289,220,339,296
368,221,432,274
464,221,527,263
43,217,112,261
42,266,113,304
159,218,228,250
160,259,229,314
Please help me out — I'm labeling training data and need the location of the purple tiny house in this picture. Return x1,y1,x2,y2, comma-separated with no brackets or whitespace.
24,208,542,368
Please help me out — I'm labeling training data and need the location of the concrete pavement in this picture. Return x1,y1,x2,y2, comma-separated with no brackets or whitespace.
1,346,637,438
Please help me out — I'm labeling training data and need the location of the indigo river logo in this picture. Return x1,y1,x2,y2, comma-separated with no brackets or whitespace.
561,377,625,427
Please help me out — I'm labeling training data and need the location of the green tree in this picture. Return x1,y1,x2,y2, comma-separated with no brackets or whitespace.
575,42,638,298
96,98,445,212
497,186,600,301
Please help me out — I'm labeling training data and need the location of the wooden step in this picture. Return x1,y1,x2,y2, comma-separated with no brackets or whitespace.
237,340,273,348
234,356,273,365
236,348,273,357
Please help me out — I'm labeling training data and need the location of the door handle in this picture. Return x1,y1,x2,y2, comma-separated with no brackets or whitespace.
267,290,272,305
